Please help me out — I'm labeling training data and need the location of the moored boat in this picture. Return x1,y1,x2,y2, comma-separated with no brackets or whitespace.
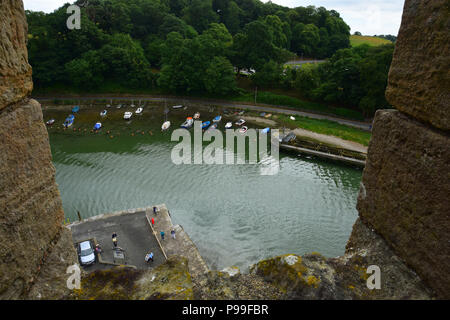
290,116,296,121
136,107,143,114
202,121,211,130
225,122,232,129
265,113,272,118
100,110,107,117
173,105,184,109
162,121,171,131
207,123,218,131
93,122,102,131
239,126,248,133
124,112,133,120
261,127,270,134
46,119,55,126
72,106,80,113
181,117,194,129
235,119,246,126
63,115,75,128
193,112,200,119
213,115,222,123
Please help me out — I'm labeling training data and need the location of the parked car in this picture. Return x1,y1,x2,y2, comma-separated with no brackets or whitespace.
78,240,95,266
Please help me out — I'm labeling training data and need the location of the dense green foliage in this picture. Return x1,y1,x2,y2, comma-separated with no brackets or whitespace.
26,0,392,118
265,44,395,117
27,0,350,92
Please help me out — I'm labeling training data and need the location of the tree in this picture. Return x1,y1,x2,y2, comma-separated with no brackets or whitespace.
251,60,283,88
182,0,219,33
204,56,237,95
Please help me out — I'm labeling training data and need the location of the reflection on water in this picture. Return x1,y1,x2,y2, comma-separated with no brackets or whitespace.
46,105,362,271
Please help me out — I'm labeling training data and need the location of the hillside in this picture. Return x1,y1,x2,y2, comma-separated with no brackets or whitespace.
350,35,393,47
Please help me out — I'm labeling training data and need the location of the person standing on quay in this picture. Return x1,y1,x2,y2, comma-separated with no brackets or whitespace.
171,229,176,240
151,217,155,227
160,230,165,241
112,232,118,247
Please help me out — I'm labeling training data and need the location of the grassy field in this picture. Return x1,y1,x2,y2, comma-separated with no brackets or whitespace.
278,114,372,146
350,35,392,47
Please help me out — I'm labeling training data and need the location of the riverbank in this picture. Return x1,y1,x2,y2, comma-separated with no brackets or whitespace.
40,97,370,164
33,94,372,130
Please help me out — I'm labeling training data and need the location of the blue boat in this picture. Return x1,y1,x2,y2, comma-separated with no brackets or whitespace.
202,121,211,130
93,122,102,131
212,115,222,123
72,106,80,113
63,115,75,128
261,127,270,134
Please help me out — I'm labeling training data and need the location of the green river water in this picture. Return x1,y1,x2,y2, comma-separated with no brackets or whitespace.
45,103,362,271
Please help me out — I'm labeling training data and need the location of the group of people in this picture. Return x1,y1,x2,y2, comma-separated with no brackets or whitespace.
104,207,177,265
152,206,177,241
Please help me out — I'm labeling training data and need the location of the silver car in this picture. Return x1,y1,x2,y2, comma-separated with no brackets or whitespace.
78,240,95,266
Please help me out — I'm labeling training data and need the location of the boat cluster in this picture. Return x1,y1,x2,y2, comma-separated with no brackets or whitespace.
46,103,272,135
176,110,256,134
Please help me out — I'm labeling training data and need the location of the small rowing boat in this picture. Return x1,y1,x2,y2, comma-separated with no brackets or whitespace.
100,110,107,117
202,121,211,130
124,112,133,120
239,126,248,134
225,122,232,129
213,115,222,122
93,122,102,131
136,107,143,114
261,127,270,134
63,115,75,128
162,121,171,131
181,117,194,129
72,106,80,113
235,119,246,126
193,112,200,119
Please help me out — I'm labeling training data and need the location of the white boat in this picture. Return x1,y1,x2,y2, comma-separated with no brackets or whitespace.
100,110,107,116
290,116,296,120
235,119,246,126
136,107,143,114
225,122,232,129
124,112,133,120
162,121,171,131
193,112,200,119
181,117,194,129
172,105,184,109
239,126,248,133
46,119,55,126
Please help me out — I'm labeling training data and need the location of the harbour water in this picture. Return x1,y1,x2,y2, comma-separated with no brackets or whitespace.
45,103,362,271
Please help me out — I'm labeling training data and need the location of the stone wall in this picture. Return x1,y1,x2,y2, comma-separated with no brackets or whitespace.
385,0,449,130
0,0,33,110
0,0,77,299
357,0,449,299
